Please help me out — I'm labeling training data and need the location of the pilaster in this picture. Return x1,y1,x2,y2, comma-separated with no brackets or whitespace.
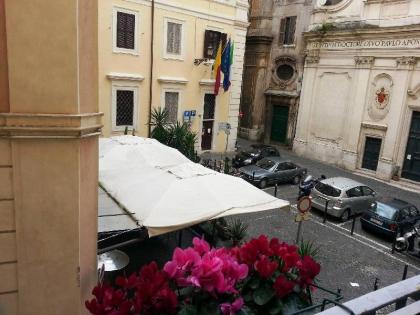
2,1,101,314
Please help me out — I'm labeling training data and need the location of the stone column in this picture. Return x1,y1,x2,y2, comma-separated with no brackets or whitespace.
377,56,416,179
227,0,249,151
293,52,319,155
0,1,101,314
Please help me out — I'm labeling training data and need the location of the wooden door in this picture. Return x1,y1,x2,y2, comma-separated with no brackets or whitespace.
201,94,215,151
271,105,289,143
362,137,382,171
402,111,420,182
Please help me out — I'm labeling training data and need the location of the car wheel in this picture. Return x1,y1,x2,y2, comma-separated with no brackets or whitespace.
259,179,267,189
340,209,350,222
292,175,301,185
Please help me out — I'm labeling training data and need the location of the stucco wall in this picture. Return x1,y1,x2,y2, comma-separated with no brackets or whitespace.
99,0,249,153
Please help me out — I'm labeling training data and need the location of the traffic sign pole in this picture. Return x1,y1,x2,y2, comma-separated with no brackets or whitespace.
295,196,312,244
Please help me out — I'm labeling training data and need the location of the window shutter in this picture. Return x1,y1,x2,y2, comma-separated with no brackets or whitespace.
125,13,135,49
279,18,286,45
221,33,228,50
116,12,135,49
203,30,211,58
287,16,297,45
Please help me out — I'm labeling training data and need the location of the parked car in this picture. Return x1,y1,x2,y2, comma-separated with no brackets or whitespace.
361,198,420,238
311,177,376,221
239,157,307,188
232,144,280,168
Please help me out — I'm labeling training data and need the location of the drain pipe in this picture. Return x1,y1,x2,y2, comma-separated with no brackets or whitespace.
148,0,155,137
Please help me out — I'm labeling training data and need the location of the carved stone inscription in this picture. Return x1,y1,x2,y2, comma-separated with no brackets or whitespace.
309,38,420,50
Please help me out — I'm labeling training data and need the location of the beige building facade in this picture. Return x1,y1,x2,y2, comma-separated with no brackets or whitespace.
0,0,100,314
239,0,313,146
99,0,249,153
295,0,420,182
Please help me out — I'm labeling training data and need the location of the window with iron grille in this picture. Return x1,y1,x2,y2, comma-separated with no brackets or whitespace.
279,16,297,45
116,11,136,50
166,22,182,55
203,94,216,120
164,91,179,123
116,90,134,126
203,30,227,59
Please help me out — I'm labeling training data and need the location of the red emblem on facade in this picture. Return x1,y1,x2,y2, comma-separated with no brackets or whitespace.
375,87,389,109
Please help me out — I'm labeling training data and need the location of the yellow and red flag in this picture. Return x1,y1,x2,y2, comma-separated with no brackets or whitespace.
213,40,223,96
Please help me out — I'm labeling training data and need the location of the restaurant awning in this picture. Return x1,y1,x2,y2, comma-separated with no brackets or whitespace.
99,136,289,237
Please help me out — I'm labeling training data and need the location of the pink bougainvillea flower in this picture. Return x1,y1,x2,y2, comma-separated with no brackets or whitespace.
254,255,278,279
273,275,295,298
193,236,210,255
220,297,244,315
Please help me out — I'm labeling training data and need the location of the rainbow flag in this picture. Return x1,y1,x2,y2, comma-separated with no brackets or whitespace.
213,40,223,96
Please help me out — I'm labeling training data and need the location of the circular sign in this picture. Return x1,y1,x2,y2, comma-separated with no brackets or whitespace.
297,197,312,214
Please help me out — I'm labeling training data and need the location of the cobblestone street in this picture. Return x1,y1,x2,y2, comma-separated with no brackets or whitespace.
202,138,420,303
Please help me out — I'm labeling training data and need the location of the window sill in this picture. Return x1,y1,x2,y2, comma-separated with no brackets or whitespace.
163,54,185,61
282,44,296,48
113,46,139,56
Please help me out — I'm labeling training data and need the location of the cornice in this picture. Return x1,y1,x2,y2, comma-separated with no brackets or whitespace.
0,113,103,139
304,24,420,41
107,72,145,81
157,77,189,84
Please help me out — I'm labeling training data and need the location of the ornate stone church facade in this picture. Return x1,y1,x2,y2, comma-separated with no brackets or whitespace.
239,0,313,145
294,0,420,182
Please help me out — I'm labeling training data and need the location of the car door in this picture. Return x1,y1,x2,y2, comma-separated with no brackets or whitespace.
345,186,364,214
361,186,376,210
274,162,288,183
284,162,298,181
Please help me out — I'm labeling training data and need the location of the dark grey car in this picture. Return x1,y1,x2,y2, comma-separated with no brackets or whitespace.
239,157,307,188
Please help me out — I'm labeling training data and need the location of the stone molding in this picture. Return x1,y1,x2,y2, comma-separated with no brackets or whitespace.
408,83,420,99
361,121,388,131
354,56,375,68
107,72,145,81
396,56,417,69
305,55,320,65
0,113,103,139
157,77,189,84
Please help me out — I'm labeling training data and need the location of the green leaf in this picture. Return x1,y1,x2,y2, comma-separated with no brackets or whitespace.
237,306,257,315
249,277,260,289
253,285,275,306
268,298,284,315
282,294,310,315
243,291,253,303
178,304,198,315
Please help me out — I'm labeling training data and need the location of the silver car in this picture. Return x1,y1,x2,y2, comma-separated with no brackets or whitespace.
311,177,376,221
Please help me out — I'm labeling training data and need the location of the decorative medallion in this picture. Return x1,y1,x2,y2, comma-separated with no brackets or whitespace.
375,87,390,109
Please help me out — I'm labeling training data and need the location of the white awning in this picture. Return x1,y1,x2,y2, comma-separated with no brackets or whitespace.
99,136,289,236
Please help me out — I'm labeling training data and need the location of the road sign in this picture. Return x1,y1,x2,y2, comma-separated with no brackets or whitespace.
297,196,311,214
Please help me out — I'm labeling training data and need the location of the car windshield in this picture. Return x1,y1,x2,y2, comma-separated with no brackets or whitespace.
372,203,397,220
244,147,260,155
315,182,341,197
256,159,275,170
